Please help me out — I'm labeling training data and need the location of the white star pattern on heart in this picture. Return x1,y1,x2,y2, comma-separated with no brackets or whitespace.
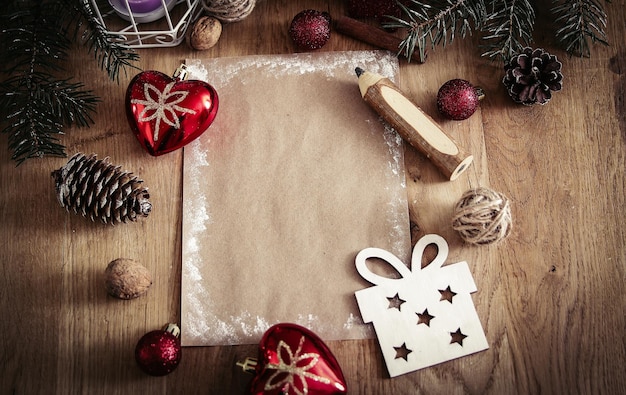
131,81,197,141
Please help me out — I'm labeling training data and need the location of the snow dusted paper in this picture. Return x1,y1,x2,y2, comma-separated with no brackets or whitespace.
181,51,411,346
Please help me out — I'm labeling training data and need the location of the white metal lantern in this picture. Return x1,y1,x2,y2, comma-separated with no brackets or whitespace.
89,0,201,48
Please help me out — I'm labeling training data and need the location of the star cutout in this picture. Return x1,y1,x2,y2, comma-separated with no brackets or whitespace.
393,343,412,361
439,285,457,303
387,293,406,311
450,328,468,346
416,309,435,326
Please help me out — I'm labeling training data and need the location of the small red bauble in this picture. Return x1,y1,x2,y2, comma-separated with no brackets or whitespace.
126,65,218,156
241,323,347,395
289,10,331,50
436,79,484,121
135,323,182,376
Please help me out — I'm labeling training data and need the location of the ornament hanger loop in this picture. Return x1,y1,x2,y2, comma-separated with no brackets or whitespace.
173,64,189,81
236,357,258,374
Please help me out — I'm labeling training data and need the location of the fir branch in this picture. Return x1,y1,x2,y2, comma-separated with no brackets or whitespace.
480,0,535,62
0,1,99,165
385,0,486,63
0,73,99,164
68,0,140,82
0,0,139,165
391,0,611,63
551,0,610,57
36,77,99,127
1,7,70,75
0,76,69,165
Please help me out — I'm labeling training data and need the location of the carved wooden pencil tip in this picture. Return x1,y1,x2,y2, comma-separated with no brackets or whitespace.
355,67,364,77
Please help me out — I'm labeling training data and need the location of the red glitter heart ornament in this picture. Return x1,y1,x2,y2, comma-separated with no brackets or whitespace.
126,65,218,156
243,323,347,395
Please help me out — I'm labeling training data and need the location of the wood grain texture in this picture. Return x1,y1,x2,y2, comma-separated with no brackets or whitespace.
1,1,625,394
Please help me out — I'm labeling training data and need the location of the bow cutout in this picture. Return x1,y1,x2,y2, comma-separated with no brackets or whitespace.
355,234,449,285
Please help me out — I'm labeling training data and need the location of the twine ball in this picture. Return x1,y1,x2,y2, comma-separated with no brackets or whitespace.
452,187,512,245
202,0,256,23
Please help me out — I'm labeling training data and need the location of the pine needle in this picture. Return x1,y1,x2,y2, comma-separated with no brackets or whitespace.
480,0,535,61
70,0,140,82
385,0,486,63
551,0,610,57
389,0,611,63
0,0,138,165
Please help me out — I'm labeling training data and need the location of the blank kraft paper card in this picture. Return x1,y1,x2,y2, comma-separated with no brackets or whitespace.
181,51,411,346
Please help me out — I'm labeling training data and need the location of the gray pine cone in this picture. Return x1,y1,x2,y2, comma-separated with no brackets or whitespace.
52,153,152,224
503,47,563,105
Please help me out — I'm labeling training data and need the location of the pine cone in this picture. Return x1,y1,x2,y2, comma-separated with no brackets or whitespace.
52,153,152,224
503,47,563,105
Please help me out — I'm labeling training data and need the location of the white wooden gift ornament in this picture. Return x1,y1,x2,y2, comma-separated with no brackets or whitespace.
354,234,489,377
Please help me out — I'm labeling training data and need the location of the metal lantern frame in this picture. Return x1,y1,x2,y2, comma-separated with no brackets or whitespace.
89,0,201,48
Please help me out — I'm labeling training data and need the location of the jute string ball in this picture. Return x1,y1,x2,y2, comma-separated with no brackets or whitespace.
202,0,256,23
452,187,512,245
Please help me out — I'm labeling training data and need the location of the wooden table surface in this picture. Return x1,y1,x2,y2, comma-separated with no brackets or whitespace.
1,1,625,394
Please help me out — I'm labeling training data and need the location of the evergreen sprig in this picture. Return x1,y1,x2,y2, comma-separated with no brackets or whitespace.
0,0,139,165
388,0,611,63
481,0,535,61
551,0,610,58
0,77,98,165
385,0,486,63
71,0,140,82
0,2,97,164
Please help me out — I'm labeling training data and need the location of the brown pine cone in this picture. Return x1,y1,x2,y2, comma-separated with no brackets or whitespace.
503,47,563,105
52,153,152,224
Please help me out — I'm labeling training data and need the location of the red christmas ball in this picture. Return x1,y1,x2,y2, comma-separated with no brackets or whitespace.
289,9,331,50
436,79,484,120
135,324,182,376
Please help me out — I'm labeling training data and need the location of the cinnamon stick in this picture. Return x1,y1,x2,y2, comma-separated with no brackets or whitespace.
334,16,423,63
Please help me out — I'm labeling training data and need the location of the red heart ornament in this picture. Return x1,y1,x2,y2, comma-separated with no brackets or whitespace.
126,68,218,156
248,323,347,395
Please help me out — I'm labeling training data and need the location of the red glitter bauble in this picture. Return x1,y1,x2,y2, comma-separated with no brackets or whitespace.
135,324,182,376
289,9,331,50
436,79,484,121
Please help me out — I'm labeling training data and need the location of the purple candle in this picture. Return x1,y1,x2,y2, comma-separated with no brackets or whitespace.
109,0,174,23
121,0,165,14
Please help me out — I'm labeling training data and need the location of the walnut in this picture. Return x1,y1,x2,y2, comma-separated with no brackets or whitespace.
187,16,222,51
104,258,152,299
